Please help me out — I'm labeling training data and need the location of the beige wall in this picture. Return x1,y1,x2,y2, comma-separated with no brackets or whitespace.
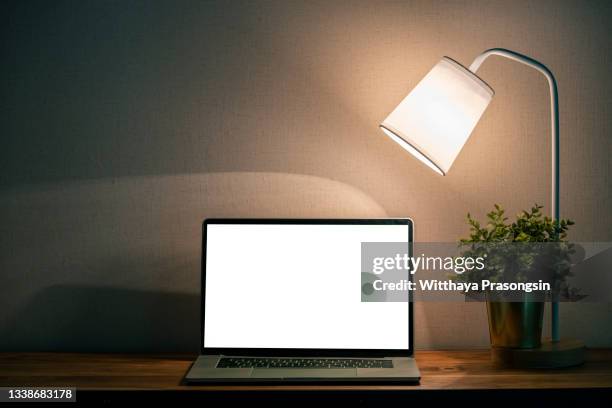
1,0,611,350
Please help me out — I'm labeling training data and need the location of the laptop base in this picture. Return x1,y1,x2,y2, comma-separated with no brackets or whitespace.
185,355,420,383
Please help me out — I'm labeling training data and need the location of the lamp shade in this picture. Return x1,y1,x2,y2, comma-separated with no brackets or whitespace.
380,57,494,175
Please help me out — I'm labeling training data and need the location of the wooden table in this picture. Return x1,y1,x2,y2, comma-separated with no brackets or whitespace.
1,350,611,403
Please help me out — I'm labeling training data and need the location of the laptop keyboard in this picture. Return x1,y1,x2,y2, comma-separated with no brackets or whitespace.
216,357,393,369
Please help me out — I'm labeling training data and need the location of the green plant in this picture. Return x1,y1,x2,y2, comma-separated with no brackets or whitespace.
461,204,573,244
456,204,576,296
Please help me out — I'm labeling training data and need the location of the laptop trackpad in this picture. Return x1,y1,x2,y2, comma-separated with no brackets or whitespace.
252,369,357,378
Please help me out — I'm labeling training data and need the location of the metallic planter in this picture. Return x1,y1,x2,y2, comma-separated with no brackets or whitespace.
486,301,544,349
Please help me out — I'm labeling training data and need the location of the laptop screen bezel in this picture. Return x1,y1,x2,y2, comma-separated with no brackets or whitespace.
201,218,414,357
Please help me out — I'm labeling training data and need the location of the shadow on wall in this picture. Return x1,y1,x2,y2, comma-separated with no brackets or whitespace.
3,286,201,353
0,171,387,351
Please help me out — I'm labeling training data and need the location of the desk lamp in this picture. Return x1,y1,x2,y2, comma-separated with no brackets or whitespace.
380,48,583,367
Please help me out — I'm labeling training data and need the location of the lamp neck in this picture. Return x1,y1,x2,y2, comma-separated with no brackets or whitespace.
469,48,560,224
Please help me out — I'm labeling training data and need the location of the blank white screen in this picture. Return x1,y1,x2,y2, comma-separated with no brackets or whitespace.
203,223,410,350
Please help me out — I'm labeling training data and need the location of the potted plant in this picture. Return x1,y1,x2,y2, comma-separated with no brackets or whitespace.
457,204,574,349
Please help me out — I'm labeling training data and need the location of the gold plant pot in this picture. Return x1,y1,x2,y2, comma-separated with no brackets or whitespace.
486,300,544,349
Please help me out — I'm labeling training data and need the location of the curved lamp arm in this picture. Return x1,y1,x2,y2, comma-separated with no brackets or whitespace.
470,48,560,342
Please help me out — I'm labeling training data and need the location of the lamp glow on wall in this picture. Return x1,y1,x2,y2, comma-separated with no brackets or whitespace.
380,48,576,360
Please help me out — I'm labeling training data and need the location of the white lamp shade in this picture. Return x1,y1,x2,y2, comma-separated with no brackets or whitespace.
380,57,494,175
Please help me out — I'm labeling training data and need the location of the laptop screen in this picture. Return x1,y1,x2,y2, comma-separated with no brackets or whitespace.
203,221,411,351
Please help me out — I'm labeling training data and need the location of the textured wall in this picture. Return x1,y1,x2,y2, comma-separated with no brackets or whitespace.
1,0,611,351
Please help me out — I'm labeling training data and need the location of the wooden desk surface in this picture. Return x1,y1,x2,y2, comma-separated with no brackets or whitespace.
1,350,612,391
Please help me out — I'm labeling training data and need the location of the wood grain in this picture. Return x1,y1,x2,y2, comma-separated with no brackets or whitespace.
1,350,611,391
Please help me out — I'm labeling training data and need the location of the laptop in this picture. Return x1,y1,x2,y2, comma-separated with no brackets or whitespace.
185,218,420,383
